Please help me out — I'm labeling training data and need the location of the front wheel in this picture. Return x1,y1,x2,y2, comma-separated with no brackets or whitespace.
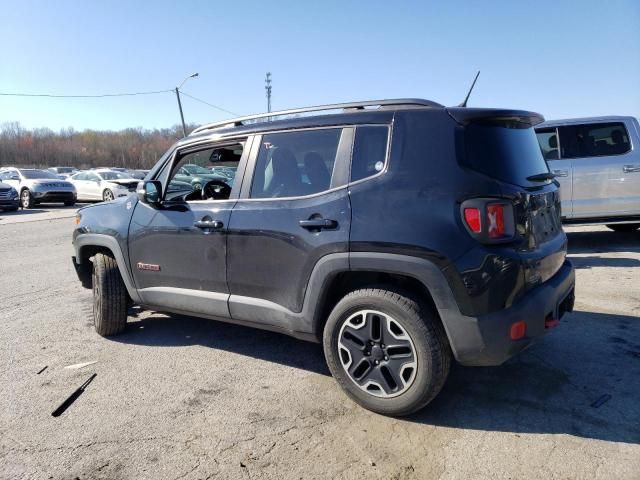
323,288,451,416
103,189,114,202
92,252,128,336
606,223,639,232
21,189,35,209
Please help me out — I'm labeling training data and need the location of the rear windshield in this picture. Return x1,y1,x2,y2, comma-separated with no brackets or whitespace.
462,124,550,186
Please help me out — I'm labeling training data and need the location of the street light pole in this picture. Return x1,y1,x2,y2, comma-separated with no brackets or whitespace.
175,87,187,137
175,72,199,137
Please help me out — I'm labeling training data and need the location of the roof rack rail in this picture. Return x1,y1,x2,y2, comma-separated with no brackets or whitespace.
190,98,443,136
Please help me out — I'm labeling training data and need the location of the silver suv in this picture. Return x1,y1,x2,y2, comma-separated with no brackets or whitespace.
0,168,77,208
535,116,640,232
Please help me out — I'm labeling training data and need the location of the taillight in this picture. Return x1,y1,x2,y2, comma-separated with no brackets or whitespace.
463,208,481,233
461,199,514,243
486,204,506,238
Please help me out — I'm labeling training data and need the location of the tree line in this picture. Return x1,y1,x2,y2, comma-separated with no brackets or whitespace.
0,122,196,170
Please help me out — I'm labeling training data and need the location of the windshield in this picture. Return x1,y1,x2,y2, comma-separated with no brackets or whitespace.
461,124,550,186
183,164,213,175
99,171,134,180
20,169,59,179
57,167,76,173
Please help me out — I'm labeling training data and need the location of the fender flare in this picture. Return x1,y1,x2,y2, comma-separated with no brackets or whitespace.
308,252,477,361
74,233,141,303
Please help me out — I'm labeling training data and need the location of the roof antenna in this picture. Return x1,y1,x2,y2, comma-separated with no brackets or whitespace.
459,70,480,107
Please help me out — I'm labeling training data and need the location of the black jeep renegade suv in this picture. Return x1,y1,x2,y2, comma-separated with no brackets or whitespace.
72,99,575,416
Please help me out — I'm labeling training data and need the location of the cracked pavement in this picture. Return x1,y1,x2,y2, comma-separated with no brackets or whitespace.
0,208,639,479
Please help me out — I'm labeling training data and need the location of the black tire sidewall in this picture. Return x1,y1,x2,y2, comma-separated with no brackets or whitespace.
323,290,447,416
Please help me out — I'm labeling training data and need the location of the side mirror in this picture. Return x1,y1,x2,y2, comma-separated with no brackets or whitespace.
137,180,162,206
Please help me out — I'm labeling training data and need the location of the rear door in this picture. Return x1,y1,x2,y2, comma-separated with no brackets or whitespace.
559,121,639,218
536,127,573,218
226,127,352,324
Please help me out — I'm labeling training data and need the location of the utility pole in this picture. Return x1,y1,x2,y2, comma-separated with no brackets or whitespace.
175,72,199,137
265,72,272,113
175,87,187,137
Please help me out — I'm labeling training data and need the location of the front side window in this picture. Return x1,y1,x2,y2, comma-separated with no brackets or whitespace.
558,122,631,159
351,126,389,181
250,129,341,199
166,142,244,201
535,128,560,161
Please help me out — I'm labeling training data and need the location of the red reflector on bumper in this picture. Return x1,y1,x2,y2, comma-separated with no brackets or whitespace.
545,317,560,329
510,321,527,340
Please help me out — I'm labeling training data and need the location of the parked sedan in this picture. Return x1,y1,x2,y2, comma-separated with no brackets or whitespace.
70,169,140,202
0,168,77,208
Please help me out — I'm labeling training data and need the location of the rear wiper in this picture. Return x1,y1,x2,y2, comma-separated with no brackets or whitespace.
526,172,555,182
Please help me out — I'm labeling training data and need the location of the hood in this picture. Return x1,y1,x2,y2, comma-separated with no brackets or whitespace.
0,181,15,190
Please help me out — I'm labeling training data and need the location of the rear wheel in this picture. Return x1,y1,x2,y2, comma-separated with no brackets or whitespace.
103,189,114,202
606,223,639,232
92,252,128,336
20,189,35,209
323,288,451,416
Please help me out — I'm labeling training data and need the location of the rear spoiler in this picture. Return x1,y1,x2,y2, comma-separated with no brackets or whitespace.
447,108,545,128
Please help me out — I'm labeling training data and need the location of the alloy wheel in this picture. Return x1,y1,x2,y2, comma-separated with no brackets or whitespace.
337,309,417,398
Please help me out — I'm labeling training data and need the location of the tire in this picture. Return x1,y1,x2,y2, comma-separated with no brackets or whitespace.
92,252,128,336
20,189,35,209
64,201,76,207
606,223,639,232
103,189,114,202
323,287,451,416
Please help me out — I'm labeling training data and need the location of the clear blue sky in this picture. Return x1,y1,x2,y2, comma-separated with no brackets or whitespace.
1,0,639,131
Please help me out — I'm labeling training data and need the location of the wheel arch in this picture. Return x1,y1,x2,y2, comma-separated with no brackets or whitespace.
74,233,141,302
307,252,464,358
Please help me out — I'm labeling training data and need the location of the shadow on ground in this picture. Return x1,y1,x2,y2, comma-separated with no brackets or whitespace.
566,229,640,254
114,306,640,445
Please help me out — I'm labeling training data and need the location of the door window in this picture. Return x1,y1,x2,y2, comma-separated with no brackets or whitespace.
250,129,342,199
558,122,631,159
535,128,560,161
165,142,244,202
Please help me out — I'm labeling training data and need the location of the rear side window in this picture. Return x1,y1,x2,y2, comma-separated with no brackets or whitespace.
251,129,341,198
558,122,631,159
535,128,560,160
462,124,550,186
351,126,389,182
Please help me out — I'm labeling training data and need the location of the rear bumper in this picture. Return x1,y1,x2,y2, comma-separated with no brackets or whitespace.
445,260,575,366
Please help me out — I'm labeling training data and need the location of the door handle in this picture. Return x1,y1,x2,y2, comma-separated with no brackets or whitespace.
622,165,640,173
299,218,338,230
194,219,224,229
552,169,569,177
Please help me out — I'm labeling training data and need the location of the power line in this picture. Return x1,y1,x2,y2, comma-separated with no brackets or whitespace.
0,89,173,98
178,90,239,116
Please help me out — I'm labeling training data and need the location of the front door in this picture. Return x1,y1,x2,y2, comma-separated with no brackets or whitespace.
559,121,639,218
226,128,352,327
128,138,250,318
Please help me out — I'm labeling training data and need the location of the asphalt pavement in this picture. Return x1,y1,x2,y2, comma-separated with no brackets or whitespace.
0,207,638,479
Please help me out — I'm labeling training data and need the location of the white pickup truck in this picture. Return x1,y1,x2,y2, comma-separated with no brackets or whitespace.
535,116,640,232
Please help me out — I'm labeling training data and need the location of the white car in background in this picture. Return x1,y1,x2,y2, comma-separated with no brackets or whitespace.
69,169,139,202
0,167,77,208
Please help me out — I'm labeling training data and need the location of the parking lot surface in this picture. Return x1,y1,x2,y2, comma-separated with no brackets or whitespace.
1,206,639,479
